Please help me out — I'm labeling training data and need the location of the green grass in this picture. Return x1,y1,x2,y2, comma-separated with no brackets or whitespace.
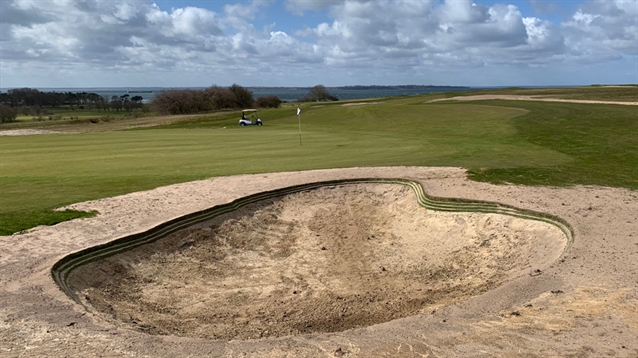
0,210,96,235
10,107,153,126
1,89,636,235
466,100,638,187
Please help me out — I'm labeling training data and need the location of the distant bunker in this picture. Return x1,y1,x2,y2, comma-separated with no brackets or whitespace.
62,180,570,340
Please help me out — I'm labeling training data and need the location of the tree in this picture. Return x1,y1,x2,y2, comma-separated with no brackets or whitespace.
97,96,109,112
229,83,254,108
110,96,122,111
299,85,338,102
0,104,18,123
256,95,282,108
205,86,235,110
152,84,254,115
152,90,207,115
0,92,11,105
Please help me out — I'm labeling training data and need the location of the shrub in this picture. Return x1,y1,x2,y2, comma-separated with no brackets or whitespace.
229,84,254,108
299,85,338,102
151,84,256,115
256,95,282,108
205,86,235,110
152,90,210,115
0,104,17,123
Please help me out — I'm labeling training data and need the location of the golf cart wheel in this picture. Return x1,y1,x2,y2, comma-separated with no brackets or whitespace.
240,122,246,126
257,122,262,126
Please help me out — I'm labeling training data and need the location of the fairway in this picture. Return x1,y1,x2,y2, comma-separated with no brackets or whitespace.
1,90,637,234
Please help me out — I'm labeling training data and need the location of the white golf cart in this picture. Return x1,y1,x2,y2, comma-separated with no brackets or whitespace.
239,109,262,126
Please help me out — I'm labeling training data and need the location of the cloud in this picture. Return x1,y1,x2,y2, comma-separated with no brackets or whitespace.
301,0,562,70
563,0,638,59
0,0,636,87
5,1,227,65
284,0,344,15
0,0,52,26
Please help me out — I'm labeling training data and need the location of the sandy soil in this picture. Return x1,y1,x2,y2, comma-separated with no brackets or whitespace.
68,184,566,341
340,102,383,106
1,167,637,357
428,94,638,106
0,129,63,136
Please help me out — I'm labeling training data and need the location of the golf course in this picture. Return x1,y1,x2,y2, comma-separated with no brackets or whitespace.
1,87,636,235
1,86,637,357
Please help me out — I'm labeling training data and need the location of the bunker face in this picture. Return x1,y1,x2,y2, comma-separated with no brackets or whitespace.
68,184,567,340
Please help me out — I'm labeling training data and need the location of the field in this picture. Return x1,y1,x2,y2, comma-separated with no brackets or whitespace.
9,107,151,126
1,86,638,357
1,87,637,234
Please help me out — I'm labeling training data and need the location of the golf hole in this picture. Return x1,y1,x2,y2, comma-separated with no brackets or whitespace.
66,183,568,340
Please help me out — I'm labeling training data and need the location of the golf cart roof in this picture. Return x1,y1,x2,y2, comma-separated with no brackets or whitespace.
242,109,257,112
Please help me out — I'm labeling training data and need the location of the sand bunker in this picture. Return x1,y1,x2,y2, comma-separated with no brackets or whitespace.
0,129,62,136
427,95,638,106
66,183,567,340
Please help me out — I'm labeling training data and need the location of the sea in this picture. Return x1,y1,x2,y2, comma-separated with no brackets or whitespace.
15,86,497,103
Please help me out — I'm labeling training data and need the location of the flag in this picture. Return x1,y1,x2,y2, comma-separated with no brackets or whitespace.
297,107,301,115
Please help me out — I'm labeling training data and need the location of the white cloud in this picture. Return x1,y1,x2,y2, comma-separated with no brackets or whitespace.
171,7,220,37
523,17,564,52
0,0,636,87
438,0,488,23
224,0,262,19
563,0,638,59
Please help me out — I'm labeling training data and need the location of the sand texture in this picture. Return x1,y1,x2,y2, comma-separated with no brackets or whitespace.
1,167,637,357
427,94,638,106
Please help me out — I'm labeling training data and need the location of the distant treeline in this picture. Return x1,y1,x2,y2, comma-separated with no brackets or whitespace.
0,84,340,121
151,84,283,115
0,87,144,108
0,87,148,123
151,84,338,115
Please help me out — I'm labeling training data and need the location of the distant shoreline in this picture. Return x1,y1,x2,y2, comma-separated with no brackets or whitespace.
1,85,485,103
4,84,636,92
5,85,474,91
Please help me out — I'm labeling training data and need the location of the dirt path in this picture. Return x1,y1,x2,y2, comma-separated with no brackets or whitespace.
1,167,637,357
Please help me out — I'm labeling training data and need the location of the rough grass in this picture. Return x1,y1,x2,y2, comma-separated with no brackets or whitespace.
1,87,636,234
0,210,96,236
10,107,152,127
466,100,638,188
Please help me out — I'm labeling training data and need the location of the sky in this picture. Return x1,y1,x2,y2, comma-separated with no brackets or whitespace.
1,0,636,88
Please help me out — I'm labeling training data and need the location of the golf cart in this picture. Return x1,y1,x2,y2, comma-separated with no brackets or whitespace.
239,109,262,126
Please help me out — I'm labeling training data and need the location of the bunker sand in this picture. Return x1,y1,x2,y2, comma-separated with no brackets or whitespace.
1,167,637,357
68,184,566,340
428,94,638,106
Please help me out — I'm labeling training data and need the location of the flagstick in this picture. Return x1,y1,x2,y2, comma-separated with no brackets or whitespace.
298,112,302,146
